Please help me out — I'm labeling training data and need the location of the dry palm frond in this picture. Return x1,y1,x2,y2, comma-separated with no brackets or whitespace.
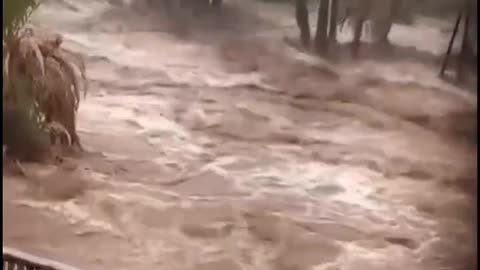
45,121,72,146
3,26,88,154
59,48,89,99
19,29,46,77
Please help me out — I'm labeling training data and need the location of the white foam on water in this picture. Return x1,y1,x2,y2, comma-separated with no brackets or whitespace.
12,2,473,269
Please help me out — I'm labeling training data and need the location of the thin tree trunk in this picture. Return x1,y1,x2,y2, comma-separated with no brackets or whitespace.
314,0,330,54
440,12,462,77
329,0,339,43
457,12,470,83
351,18,364,57
376,0,400,44
295,0,311,49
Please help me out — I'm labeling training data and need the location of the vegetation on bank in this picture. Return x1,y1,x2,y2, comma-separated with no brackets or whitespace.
3,0,87,161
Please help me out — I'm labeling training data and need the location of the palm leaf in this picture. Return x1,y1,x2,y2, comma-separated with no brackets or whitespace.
3,0,40,37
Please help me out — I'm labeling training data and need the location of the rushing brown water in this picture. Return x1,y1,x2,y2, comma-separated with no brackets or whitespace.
4,1,477,270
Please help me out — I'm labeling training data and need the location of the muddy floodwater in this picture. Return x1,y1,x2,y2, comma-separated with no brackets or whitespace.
3,1,477,270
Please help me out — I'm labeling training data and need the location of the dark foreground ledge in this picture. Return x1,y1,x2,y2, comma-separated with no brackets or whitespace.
3,246,85,270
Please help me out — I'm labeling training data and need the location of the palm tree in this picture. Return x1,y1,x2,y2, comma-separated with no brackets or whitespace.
3,0,88,160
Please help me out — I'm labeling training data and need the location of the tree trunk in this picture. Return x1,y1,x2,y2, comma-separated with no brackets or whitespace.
191,0,210,15
384,0,401,42
295,0,311,49
161,0,174,17
457,12,470,83
351,17,364,58
314,0,330,54
372,0,401,44
329,0,339,43
211,0,222,8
